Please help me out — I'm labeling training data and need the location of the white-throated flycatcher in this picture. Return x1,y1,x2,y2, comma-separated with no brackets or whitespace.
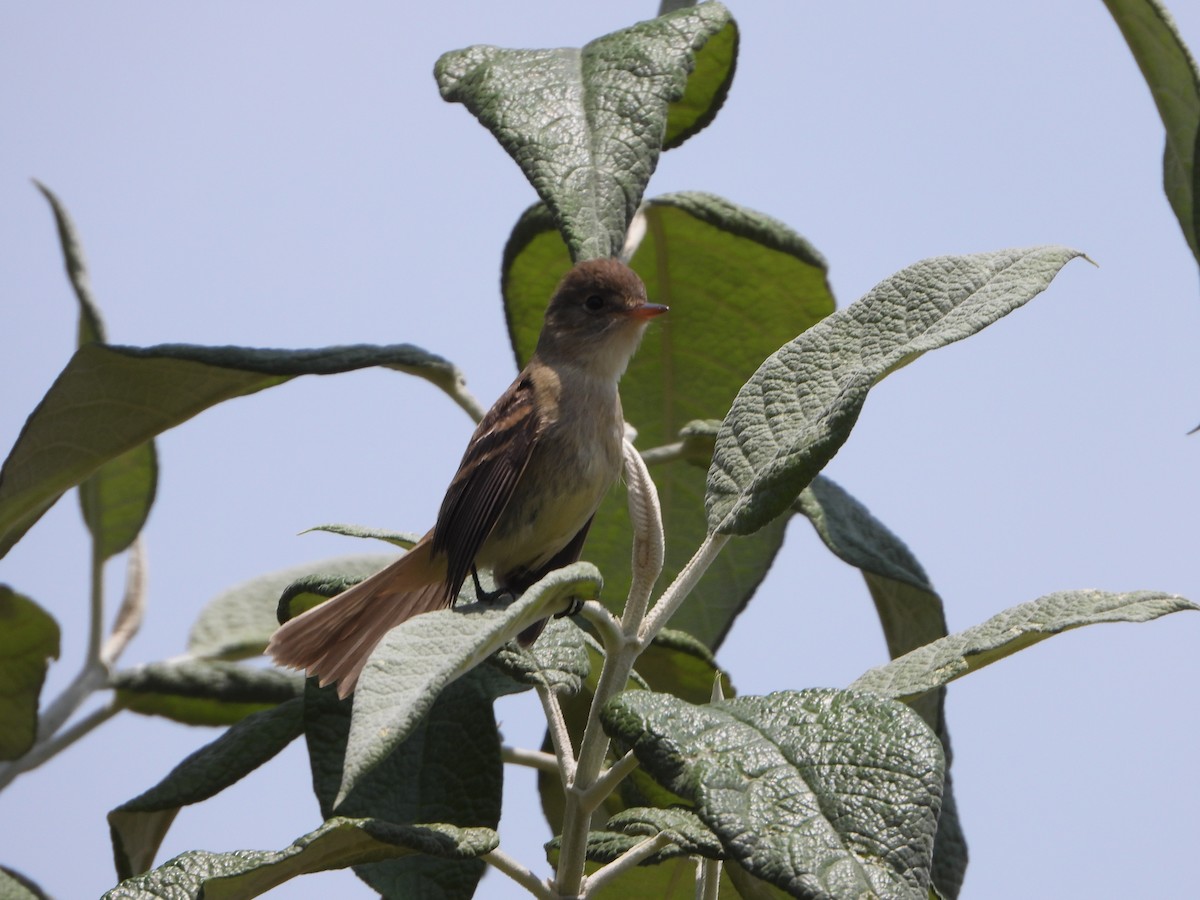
266,258,666,697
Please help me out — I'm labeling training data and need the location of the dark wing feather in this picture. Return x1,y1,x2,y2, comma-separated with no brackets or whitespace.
431,372,542,597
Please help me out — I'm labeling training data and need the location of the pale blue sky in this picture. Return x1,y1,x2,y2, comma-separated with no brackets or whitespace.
2,2,1198,898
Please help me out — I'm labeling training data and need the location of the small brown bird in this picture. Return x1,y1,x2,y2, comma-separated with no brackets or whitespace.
267,258,666,697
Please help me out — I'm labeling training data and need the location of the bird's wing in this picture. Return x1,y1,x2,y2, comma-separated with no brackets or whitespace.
431,371,543,597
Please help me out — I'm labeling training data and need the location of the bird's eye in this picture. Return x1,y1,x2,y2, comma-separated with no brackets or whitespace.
584,294,605,312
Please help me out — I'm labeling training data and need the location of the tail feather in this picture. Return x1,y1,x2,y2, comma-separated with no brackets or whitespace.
266,538,450,698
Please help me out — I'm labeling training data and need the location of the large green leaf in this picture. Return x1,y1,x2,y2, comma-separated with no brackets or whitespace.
503,193,834,647
35,183,160,561
1103,0,1200,264
112,660,303,726
187,554,395,661
603,689,944,899
0,342,471,560
102,818,497,900
796,476,966,897
305,671,502,900
338,562,601,806
436,5,735,260
707,246,1084,536
108,697,305,880
0,587,60,760
851,590,1198,700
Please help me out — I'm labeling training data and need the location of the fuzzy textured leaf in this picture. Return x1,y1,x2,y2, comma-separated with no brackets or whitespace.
101,818,497,900
487,615,590,693
112,660,302,726
851,590,1198,701
707,246,1084,536
1104,0,1200,263
338,562,600,806
796,476,967,897
436,5,735,260
305,670,502,899
188,555,394,661
602,689,944,899
109,697,305,880
0,587,60,760
0,342,468,559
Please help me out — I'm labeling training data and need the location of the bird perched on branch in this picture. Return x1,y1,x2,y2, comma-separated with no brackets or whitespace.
267,257,666,697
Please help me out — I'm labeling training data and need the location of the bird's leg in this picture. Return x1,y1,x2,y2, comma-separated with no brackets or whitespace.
471,566,513,605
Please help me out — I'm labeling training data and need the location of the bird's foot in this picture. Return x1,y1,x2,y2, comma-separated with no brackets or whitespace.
471,567,514,606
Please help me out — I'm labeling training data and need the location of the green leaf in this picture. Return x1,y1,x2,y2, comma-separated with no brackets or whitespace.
108,697,305,880
851,590,1198,701
503,193,834,647
101,817,498,900
338,562,600,806
436,4,735,260
187,555,395,660
79,443,158,562
1103,0,1200,263
35,182,161,560
707,246,1084,536
605,806,723,860
34,184,161,560
112,660,303,726
0,342,469,560
305,671,502,899
487,615,590,693
33,181,105,344
796,476,946,727
663,19,737,150
0,865,50,900
0,586,60,760
301,524,422,548
796,475,967,898
602,689,944,899
634,628,732,704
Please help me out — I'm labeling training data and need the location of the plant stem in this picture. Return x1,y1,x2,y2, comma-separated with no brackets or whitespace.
578,750,638,811
537,684,577,785
639,530,730,644
501,745,562,774
698,857,722,900
0,695,117,791
484,848,557,900
88,530,105,664
553,442,668,897
584,833,673,895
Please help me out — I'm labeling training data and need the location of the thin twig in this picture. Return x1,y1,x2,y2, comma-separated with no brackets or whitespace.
576,599,622,649
698,856,723,900
537,684,577,785
584,833,674,895
0,700,119,790
87,529,105,664
501,745,561,774
639,531,731,644
579,750,639,812
639,441,686,465
483,848,557,900
101,537,147,665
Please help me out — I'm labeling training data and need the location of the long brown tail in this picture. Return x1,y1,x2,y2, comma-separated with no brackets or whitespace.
266,537,451,698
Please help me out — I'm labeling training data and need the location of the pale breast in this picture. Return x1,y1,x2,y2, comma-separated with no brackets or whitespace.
480,375,624,575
